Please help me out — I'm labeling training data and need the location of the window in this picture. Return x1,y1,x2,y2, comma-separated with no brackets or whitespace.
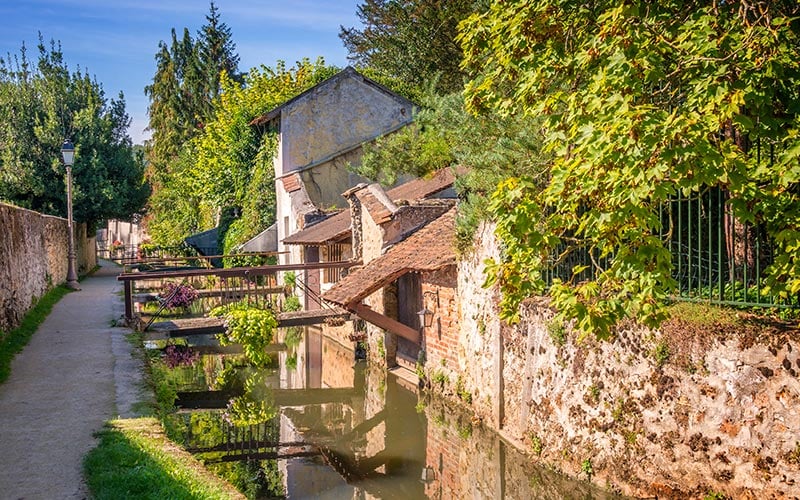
323,244,345,283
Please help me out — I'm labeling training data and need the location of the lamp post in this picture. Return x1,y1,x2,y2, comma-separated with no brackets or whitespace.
61,140,80,290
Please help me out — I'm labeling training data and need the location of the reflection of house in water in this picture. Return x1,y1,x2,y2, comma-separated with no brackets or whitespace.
170,328,610,498
278,328,425,499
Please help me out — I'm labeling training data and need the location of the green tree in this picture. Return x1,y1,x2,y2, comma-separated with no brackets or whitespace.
355,89,548,250
0,37,147,224
459,1,800,336
147,59,339,250
197,1,240,105
340,0,478,94
145,3,240,185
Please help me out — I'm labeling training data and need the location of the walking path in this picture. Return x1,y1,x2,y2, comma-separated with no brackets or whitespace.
0,260,148,499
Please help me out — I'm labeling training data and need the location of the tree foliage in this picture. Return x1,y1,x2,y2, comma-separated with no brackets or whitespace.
145,2,240,186
356,89,548,250
340,0,479,95
0,37,148,224
460,1,800,336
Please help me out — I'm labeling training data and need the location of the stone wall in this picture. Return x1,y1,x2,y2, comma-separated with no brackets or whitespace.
454,220,800,498
0,202,94,333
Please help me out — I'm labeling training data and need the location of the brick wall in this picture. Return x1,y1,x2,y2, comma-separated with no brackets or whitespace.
420,266,460,377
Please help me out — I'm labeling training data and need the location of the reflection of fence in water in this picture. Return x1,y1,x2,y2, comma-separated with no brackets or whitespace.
545,186,796,308
187,417,319,463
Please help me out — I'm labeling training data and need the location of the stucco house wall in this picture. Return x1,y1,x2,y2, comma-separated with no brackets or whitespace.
263,68,413,267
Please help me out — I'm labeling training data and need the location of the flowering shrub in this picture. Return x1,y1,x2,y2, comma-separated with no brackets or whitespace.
159,282,200,309
110,240,124,254
162,344,199,368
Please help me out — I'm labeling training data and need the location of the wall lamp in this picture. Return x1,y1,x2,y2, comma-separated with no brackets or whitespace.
417,308,434,330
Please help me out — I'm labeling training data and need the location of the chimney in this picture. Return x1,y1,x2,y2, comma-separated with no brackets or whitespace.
343,183,367,261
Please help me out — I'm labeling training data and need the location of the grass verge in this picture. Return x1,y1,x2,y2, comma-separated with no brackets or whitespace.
0,285,72,384
83,418,244,500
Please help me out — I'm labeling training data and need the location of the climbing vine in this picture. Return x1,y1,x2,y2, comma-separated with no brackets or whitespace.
461,1,800,337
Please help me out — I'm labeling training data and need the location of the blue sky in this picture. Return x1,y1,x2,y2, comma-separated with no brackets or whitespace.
0,1,361,144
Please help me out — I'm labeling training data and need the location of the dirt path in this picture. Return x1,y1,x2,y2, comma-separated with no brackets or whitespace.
0,260,147,499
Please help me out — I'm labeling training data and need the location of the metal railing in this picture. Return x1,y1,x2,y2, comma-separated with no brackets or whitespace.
545,186,797,310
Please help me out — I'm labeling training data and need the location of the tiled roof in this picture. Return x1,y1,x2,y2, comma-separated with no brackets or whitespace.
323,208,456,306
281,173,302,193
386,167,457,202
281,168,458,246
282,210,351,246
357,184,397,225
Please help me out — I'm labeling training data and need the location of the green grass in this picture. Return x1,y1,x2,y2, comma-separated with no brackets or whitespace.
0,285,72,384
84,418,243,500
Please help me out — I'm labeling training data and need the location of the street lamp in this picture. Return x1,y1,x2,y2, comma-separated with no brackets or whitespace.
61,140,80,290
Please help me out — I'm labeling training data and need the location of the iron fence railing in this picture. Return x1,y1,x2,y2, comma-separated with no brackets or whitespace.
544,185,797,310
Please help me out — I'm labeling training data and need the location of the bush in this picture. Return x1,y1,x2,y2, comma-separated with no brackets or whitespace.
158,282,199,309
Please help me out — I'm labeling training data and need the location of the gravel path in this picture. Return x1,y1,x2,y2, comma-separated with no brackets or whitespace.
0,260,148,499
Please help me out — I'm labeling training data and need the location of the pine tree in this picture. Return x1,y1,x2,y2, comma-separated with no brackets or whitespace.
145,3,240,184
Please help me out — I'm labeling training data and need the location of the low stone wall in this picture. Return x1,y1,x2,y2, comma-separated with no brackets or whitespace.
452,221,800,498
0,202,94,333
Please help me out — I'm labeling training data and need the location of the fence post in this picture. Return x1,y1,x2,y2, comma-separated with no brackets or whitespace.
124,280,133,321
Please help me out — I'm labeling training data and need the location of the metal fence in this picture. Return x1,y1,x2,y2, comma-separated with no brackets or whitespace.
545,186,797,309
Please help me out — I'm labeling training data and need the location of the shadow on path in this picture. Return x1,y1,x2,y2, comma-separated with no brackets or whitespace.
0,259,148,499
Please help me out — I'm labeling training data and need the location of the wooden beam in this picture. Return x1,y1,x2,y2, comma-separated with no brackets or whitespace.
277,308,351,327
124,280,134,320
117,260,361,281
349,303,419,343
144,309,350,339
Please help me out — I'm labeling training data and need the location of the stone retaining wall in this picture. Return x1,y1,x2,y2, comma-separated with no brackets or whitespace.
451,221,800,498
0,202,95,333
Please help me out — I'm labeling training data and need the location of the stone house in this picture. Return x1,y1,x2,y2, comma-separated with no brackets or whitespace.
322,178,459,375
249,67,414,272
282,168,456,309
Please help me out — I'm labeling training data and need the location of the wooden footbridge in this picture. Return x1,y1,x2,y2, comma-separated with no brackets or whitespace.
142,307,351,340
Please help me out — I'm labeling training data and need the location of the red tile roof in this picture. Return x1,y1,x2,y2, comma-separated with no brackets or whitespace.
386,167,457,202
322,208,456,306
282,210,351,246
281,168,457,246
281,173,302,193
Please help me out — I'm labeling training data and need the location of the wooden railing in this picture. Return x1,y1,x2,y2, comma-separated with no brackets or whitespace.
117,261,358,322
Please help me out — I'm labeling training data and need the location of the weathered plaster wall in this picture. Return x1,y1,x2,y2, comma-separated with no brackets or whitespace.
455,220,800,498
300,148,368,210
0,202,94,333
280,71,411,174
457,221,504,424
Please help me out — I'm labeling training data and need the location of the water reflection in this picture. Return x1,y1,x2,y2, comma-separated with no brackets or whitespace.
156,327,621,499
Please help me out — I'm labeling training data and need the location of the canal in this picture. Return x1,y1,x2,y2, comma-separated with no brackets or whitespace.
152,327,620,499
